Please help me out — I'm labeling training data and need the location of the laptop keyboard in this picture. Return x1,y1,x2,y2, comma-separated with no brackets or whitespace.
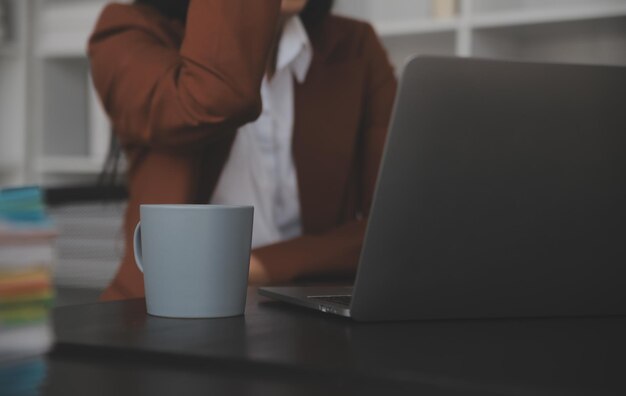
308,295,352,307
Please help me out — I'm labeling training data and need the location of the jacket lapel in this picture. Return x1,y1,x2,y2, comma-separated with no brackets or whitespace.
293,58,366,233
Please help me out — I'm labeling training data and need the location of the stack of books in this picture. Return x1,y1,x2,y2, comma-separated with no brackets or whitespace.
0,187,56,395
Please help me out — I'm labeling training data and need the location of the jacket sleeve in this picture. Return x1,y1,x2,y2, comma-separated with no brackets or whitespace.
252,24,398,283
88,0,280,149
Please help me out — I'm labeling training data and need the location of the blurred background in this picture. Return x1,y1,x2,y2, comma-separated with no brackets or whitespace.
0,0,625,298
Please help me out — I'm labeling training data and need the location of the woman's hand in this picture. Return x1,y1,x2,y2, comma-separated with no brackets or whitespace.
249,254,270,285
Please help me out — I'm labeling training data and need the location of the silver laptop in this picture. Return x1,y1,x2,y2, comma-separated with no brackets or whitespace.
259,57,626,321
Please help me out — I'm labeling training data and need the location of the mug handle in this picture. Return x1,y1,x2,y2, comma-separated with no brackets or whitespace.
133,222,145,273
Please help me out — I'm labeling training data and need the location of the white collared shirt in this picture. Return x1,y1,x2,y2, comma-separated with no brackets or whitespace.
211,17,312,249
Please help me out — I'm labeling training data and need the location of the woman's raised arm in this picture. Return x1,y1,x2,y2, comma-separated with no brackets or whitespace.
89,0,280,150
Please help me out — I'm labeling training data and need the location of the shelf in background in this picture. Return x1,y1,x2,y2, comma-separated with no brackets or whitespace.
471,2,626,29
37,156,106,174
472,14,626,67
0,0,23,58
0,158,19,173
381,30,456,74
374,17,460,37
35,1,106,58
0,44,17,57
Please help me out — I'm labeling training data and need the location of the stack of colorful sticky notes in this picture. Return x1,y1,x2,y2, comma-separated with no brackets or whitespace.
0,187,57,395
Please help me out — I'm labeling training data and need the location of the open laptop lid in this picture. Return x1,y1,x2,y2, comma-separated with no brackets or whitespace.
351,57,626,321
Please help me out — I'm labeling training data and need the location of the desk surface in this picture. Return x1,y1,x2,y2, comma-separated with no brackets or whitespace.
44,288,626,395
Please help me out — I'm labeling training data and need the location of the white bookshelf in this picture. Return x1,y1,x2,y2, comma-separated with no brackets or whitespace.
35,1,106,57
30,0,113,185
0,0,29,187
335,0,626,72
1,0,626,187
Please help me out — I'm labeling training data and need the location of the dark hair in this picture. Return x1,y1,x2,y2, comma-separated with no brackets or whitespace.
134,0,190,22
134,0,334,26
300,0,334,28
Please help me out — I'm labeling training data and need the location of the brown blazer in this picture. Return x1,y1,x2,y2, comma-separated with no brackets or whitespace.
89,0,397,301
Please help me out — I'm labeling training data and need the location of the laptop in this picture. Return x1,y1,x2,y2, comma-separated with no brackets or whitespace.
259,57,626,321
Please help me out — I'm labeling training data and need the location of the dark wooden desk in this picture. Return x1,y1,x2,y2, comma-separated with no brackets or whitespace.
42,288,626,395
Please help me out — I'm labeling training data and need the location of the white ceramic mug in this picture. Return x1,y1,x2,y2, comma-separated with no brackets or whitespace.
134,205,254,318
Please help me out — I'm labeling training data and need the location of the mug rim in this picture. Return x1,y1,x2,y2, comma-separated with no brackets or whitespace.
140,204,253,210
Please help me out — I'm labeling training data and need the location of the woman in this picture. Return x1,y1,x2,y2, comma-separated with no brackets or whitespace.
89,0,397,301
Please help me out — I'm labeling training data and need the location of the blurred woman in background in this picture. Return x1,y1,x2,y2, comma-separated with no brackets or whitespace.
89,0,396,301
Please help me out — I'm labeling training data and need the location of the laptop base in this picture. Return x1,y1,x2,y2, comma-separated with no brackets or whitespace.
258,287,353,318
